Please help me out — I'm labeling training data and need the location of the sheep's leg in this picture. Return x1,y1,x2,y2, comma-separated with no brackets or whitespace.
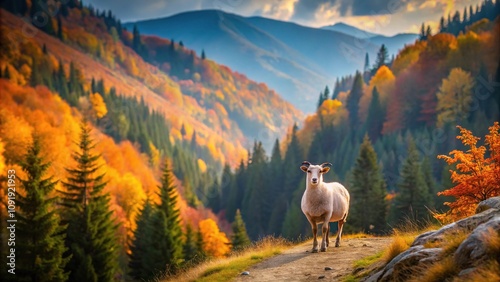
311,221,319,253
320,216,331,252
335,219,345,247
326,223,330,247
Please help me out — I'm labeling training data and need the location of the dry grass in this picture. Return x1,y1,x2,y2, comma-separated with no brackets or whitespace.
382,232,416,263
160,236,291,282
343,232,372,239
410,257,458,282
461,260,500,282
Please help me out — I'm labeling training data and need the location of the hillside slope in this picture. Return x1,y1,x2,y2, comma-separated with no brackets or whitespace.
1,8,301,162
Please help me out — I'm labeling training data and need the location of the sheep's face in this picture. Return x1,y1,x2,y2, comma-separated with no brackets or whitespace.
300,161,332,187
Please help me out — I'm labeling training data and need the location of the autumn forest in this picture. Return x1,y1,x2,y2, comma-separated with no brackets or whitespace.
0,0,500,281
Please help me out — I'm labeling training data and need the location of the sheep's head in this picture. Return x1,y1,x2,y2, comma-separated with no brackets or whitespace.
300,161,332,186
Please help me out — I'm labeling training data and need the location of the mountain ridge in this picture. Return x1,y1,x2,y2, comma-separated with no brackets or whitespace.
125,10,419,112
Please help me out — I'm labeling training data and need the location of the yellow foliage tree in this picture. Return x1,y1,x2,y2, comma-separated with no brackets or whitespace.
198,218,230,257
90,92,108,119
436,68,474,128
359,66,395,121
436,122,500,222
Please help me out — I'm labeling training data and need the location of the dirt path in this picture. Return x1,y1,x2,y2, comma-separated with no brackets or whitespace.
235,237,391,282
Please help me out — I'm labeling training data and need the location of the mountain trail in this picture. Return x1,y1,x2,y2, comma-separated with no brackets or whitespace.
235,237,391,282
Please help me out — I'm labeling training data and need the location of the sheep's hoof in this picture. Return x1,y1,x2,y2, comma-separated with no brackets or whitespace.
311,248,318,253
320,247,327,252
335,242,340,247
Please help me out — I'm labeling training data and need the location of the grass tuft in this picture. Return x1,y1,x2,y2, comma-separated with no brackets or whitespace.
409,257,458,282
382,233,415,263
353,251,384,269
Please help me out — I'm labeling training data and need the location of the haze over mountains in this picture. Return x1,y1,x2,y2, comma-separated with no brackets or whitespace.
126,10,418,113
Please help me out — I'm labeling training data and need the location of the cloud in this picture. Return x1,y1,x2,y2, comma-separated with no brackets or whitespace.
84,0,484,36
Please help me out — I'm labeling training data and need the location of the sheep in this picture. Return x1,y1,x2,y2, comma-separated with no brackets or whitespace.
300,161,350,253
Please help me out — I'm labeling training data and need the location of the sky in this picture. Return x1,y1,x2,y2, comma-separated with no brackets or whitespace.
85,0,484,36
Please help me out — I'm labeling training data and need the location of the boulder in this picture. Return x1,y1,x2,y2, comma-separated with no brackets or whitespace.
454,216,500,270
412,208,500,247
363,198,500,282
475,196,500,214
366,246,441,282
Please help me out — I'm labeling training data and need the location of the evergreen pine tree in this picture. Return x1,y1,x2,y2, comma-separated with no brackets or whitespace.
201,49,206,60
129,199,154,280
30,56,42,86
425,25,432,38
17,136,70,281
332,78,340,100
149,162,183,276
183,224,200,263
365,87,384,141
349,135,388,234
364,53,370,73
266,139,285,234
132,25,142,54
373,44,389,71
60,122,119,282
243,141,268,239
57,16,63,40
4,66,11,79
346,71,364,129
419,23,426,40
421,157,437,208
231,209,251,251
390,139,431,224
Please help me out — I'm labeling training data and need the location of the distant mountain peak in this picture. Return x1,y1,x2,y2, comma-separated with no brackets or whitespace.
321,22,381,38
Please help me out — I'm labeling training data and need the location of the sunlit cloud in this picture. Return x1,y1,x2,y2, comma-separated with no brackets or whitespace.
259,0,298,21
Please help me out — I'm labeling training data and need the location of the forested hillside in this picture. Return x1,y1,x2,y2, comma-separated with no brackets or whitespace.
0,0,499,281
0,0,298,280
207,1,500,240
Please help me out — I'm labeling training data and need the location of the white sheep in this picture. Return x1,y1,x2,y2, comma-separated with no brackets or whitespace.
300,161,350,252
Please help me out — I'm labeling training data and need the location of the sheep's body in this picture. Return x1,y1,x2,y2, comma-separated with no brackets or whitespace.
300,162,350,252
301,182,349,223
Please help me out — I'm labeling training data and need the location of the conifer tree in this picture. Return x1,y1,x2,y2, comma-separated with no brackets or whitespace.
17,136,70,281
349,135,387,234
346,71,364,129
231,209,251,251
183,224,200,263
373,44,389,71
129,199,154,280
201,49,206,60
148,162,183,276
267,139,286,234
390,139,431,224
243,141,268,238
365,87,384,141
60,122,119,282
364,53,370,73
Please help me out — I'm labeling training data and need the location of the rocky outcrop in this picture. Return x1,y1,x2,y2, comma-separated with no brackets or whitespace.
364,197,500,282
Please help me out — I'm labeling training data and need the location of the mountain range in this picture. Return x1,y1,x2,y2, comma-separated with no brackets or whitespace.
125,10,418,113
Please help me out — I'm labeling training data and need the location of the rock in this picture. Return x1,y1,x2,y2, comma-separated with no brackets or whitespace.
476,196,500,214
241,271,250,276
363,201,500,282
324,267,333,271
412,208,500,247
454,216,500,270
376,246,441,282
318,275,325,279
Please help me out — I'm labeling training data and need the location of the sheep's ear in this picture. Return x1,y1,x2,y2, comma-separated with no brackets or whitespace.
320,162,332,173
300,161,310,172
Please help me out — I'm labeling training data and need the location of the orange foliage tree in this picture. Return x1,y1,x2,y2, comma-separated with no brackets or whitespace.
436,122,500,222
198,218,231,258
